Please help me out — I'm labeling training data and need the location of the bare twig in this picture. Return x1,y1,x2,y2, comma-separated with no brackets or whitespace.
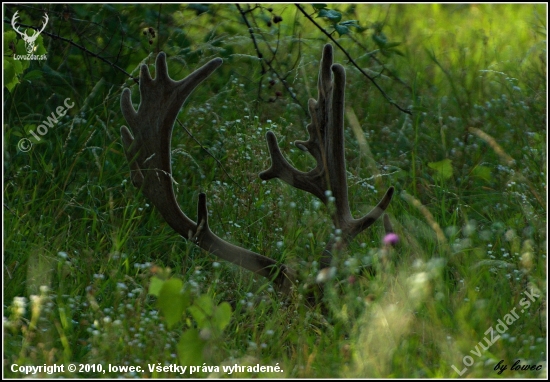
235,4,308,115
348,33,412,92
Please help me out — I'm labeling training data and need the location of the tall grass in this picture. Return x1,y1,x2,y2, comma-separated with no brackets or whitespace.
4,4,546,378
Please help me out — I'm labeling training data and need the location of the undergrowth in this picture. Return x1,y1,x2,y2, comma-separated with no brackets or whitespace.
4,3,546,378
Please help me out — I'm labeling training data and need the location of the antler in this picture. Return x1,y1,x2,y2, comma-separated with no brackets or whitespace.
259,44,394,269
11,11,25,38
120,53,296,293
11,11,48,53
35,13,49,37
120,44,394,298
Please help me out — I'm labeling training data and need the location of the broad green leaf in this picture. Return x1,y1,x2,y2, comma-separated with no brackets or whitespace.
428,159,453,180
372,32,388,47
212,302,232,332
472,165,491,182
318,9,342,23
189,296,231,333
188,294,214,329
15,39,27,55
313,4,327,10
33,34,47,55
334,24,350,36
4,59,18,92
22,70,43,81
148,276,165,297
177,329,205,366
4,31,16,52
158,278,190,329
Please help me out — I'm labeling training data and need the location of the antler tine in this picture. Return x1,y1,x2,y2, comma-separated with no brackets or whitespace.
260,45,335,203
260,44,394,269
120,52,297,294
34,13,48,36
383,214,394,234
11,11,24,37
327,63,352,224
260,131,326,201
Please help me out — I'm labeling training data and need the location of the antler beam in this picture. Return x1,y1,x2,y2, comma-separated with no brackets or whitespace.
120,53,296,293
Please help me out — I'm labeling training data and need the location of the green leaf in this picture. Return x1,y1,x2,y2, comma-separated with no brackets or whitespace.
188,296,232,333
472,165,491,182
177,329,205,366
3,59,18,92
188,295,214,329
317,9,342,23
212,302,232,332
148,276,165,297
428,159,453,180
23,124,45,145
384,41,402,48
157,278,190,329
372,32,388,47
4,31,16,52
33,34,47,55
334,24,350,36
23,70,43,81
339,20,359,27
312,4,327,10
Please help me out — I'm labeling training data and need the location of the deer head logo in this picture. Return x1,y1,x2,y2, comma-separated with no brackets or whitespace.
11,11,49,54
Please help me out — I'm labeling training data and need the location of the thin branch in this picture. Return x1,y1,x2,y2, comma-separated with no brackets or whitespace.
235,4,308,115
294,4,412,116
348,33,412,92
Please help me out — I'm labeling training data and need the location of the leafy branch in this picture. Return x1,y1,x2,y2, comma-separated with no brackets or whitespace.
295,4,412,116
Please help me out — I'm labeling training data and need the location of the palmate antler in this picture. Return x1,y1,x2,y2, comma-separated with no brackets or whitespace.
260,44,394,269
120,53,296,293
120,44,393,298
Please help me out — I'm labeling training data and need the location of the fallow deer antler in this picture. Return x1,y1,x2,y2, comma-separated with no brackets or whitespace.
120,44,394,298
260,44,394,269
120,53,296,293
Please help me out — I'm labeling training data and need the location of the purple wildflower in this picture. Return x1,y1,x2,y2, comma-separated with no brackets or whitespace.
383,233,399,246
